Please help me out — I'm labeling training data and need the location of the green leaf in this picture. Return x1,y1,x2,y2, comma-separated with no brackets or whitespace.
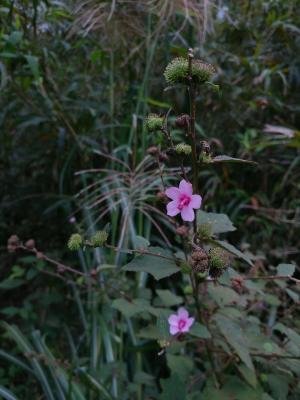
0,279,26,290
78,370,114,400
123,247,180,280
0,386,19,400
215,315,254,371
211,155,257,165
2,323,56,400
25,55,40,81
238,365,257,388
274,323,300,347
202,377,264,400
213,239,254,266
156,290,182,307
197,211,236,234
268,374,290,400
159,374,186,400
146,97,171,108
189,322,211,339
277,263,295,277
112,298,153,318
166,354,193,380
208,285,240,307
156,313,170,339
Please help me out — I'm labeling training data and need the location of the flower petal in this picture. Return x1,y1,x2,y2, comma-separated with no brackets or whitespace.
185,317,195,331
179,180,193,196
190,194,202,209
177,307,189,320
170,325,179,335
165,187,180,200
180,205,195,222
168,315,179,326
167,201,180,217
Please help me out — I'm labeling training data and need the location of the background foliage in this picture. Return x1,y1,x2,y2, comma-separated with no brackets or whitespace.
0,0,299,399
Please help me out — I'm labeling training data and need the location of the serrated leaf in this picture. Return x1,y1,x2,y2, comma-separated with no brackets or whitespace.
211,155,257,165
123,247,180,280
159,374,186,400
156,290,182,307
215,315,254,371
277,263,295,277
166,354,193,380
112,298,153,318
208,285,240,307
189,322,211,339
197,211,236,234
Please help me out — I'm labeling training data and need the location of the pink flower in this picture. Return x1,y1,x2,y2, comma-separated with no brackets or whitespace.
165,180,202,222
168,307,195,336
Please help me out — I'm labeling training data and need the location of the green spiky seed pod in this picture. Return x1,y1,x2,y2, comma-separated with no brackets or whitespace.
144,114,164,132
91,231,108,247
209,247,230,270
175,143,192,156
68,233,83,251
164,57,216,85
197,222,213,240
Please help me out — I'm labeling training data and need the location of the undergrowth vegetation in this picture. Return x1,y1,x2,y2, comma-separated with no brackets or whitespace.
0,1,299,399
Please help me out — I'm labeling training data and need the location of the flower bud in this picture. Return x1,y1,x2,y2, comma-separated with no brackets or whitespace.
36,251,45,260
144,114,164,132
176,225,189,237
25,239,35,249
147,146,159,156
8,235,20,246
7,235,20,253
68,233,83,251
175,114,190,128
156,191,168,202
158,152,168,162
231,276,246,294
175,143,192,156
183,285,193,295
197,223,213,240
90,231,108,247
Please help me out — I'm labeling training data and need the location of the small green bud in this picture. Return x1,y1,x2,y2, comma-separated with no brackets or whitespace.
209,247,230,270
183,285,193,295
158,339,170,348
68,233,83,251
90,230,108,247
197,222,213,240
144,114,164,132
200,153,212,163
197,271,208,280
179,261,192,274
175,143,192,156
164,57,216,86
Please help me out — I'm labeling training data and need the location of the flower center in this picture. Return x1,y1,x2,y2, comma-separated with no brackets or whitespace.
178,194,191,210
178,319,186,330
